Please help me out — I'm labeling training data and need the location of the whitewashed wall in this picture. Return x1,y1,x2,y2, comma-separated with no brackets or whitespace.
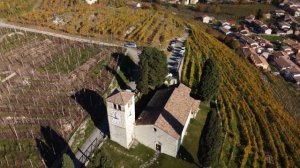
134,125,179,157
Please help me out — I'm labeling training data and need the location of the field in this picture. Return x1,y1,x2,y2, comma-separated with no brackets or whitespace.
261,35,284,43
264,73,300,121
182,23,300,167
10,1,185,49
0,0,36,18
0,28,123,167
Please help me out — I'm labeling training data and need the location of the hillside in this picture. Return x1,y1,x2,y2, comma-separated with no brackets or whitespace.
11,2,184,49
182,23,300,167
0,1,299,167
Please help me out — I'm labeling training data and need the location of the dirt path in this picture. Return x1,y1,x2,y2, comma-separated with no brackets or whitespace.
0,21,121,47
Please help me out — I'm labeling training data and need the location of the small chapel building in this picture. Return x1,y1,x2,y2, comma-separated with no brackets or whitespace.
106,84,200,157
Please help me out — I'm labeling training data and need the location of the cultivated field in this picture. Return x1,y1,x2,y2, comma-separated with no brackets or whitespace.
0,28,123,167
10,1,185,49
182,24,300,167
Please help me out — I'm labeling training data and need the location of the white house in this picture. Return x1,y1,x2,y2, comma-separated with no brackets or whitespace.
106,84,200,157
85,0,97,5
202,16,213,24
219,27,232,35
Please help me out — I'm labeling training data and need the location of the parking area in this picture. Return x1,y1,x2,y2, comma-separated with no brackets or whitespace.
167,36,187,81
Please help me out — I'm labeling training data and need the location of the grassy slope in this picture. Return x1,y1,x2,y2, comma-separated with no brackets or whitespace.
182,22,300,167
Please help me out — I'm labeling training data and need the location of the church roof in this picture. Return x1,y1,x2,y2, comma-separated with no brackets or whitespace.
136,84,200,139
106,90,134,105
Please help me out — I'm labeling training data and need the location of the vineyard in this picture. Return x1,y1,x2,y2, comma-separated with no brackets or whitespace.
0,0,36,18
1,1,300,167
0,28,123,167
182,24,300,167
10,1,185,49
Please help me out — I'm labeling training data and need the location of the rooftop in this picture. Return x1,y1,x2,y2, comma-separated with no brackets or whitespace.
106,90,135,105
274,57,293,69
136,84,200,139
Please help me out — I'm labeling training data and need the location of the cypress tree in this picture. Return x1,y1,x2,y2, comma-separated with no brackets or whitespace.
198,58,221,101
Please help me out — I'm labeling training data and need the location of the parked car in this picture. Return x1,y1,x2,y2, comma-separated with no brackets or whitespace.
124,42,137,48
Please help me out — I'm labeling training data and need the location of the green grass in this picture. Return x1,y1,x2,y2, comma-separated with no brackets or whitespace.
91,140,155,168
70,117,96,153
155,154,196,168
180,102,210,166
262,35,284,43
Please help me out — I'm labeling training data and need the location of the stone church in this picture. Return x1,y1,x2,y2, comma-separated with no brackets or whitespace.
106,84,200,157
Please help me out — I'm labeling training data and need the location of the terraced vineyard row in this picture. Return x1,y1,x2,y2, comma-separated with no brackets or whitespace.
182,24,300,167
0,28,122,167
11,5,184,49
0,0,36,18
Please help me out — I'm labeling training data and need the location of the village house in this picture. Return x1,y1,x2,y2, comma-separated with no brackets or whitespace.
245,15,255,24
292,52,300,66
282,2,300,17
282,45,295,55
272,9,286,18
272,51,289,60
126,1,142,8
284,65,300,81
242,46,269,70
219,27,232,35
278,21,291,30
274,57,293,71
283,39,300,54
249,53,269,70
240,35,259,48
162,0,199,4
219,20,231,30
202,16,213,24
106,84,200,157
85,0,97,5
252,20,272,35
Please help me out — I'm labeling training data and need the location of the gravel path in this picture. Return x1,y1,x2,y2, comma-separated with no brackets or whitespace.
0,21,121,47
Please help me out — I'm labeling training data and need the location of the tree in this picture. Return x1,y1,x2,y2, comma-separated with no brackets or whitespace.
137,47,168,94
229,39,240,50
255,9,263,20
137,62,149,94
62,154,74,168
197,58,221,101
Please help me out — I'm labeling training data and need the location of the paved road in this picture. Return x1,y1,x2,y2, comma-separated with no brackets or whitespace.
74,128,104,166
0,21,121,47
74,119,108,167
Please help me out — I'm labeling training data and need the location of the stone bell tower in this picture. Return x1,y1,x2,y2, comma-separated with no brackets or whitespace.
106,90,135,148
